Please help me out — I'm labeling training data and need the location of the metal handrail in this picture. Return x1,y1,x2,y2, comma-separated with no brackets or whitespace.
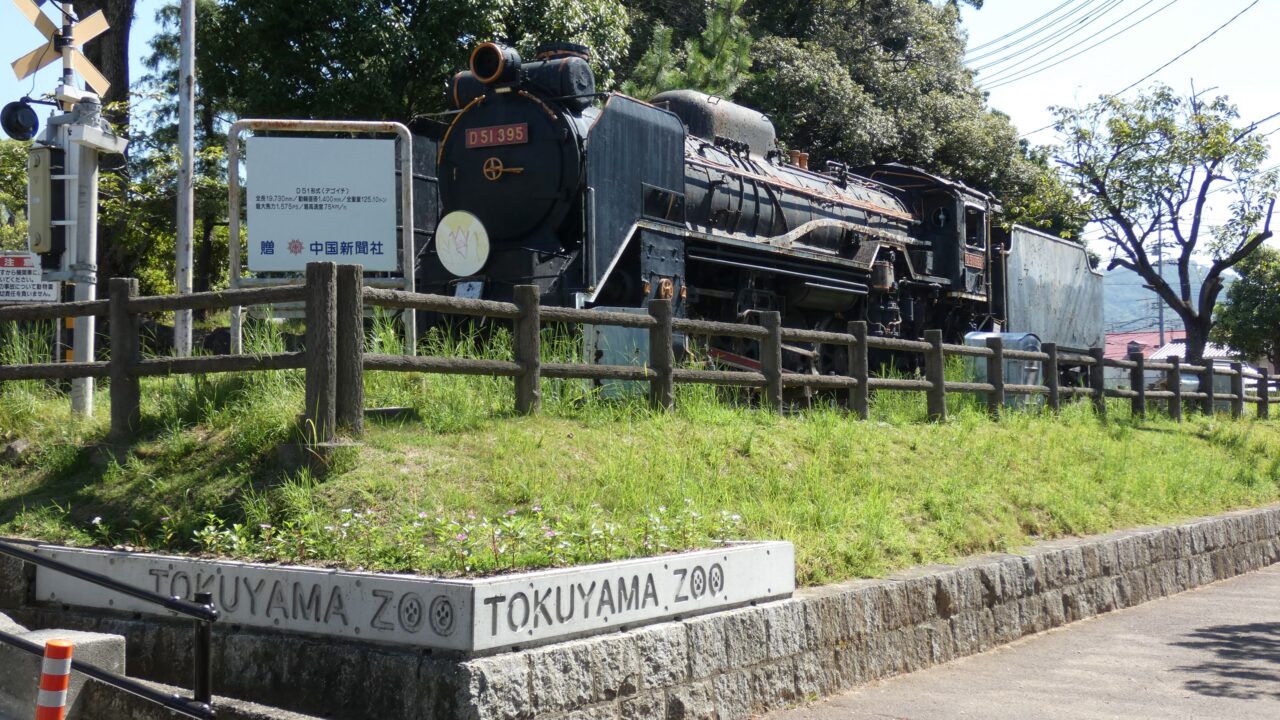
0,630,214,719
0,539,217,717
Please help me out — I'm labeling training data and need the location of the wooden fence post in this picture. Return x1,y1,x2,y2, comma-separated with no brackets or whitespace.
1260,367,1271,420
1043,342,1060,414
985,336,1004,416
760,311,783,411
513,285,542,415
1201,362,1216,416
848,321,869,420
925,329,946,422
1129,351,1146,418
647,298,675,410
1230,361,1245,419
304,261,338,443
1089,347,1107,417
108,277,140,444
1168,356,1182,423
335,264,364,435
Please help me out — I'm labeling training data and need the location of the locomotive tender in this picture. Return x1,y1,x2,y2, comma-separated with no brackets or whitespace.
421,42,1096,373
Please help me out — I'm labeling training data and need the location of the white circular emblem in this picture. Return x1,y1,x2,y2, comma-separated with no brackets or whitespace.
435,210,490,277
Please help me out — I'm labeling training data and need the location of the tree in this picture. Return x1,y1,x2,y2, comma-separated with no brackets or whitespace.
623,0,753,99
1054,85,1278,364
1213,246,1280,368
0,141,30,251
200,0,632,122
733,0,1084,237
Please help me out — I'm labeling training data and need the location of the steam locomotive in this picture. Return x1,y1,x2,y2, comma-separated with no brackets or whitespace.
417,42,1101,374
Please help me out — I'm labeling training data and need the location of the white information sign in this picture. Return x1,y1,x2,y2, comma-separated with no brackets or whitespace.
32,541,794,654
246,137,397,272
0,252,58,303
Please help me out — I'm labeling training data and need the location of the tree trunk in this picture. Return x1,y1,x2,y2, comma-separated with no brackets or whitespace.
1183,318,1213,367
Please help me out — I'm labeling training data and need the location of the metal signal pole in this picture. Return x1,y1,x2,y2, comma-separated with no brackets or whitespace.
174,0,196,356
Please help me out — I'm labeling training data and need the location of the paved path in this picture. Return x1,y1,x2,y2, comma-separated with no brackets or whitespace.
769,564,1280,720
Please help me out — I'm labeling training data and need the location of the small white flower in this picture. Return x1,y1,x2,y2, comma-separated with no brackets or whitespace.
91,516,102,526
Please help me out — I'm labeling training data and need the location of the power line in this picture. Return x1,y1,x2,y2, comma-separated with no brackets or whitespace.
982,0,1178,90
966,0,1081,54
1015,0,1261,139
1112,0,1261,96
968,0,1109,65
973,0,1128,74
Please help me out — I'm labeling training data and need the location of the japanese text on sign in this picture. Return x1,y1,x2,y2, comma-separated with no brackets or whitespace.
247,137,397,272
0,252,58,303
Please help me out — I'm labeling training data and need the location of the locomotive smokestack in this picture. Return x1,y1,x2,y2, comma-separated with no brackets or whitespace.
470,42,522,85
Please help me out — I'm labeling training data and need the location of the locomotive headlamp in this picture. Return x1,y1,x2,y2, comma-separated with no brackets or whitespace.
470,42,521,85
436,210,491,277
1,100,39,141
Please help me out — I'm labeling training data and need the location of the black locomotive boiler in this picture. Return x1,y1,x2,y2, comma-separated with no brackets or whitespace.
420,42,1080,374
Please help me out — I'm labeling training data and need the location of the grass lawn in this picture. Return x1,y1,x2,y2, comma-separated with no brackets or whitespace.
1,323,1278,586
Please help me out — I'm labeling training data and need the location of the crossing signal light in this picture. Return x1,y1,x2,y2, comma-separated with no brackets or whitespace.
1,100,39,140
10,0,112,97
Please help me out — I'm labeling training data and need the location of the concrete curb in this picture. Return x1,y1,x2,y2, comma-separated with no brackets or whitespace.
5,505,1280,719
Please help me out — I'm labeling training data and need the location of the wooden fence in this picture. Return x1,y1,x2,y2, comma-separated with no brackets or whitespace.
0,262,1273,444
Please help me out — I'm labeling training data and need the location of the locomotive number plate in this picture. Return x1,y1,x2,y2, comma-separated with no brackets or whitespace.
466,123,529,149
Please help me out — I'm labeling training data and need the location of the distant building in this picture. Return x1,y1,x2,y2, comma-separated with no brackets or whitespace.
1104,331,1186,388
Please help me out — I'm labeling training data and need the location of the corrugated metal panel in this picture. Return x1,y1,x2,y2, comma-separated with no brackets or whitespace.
1005,226,1104,351
1149,341,1239,361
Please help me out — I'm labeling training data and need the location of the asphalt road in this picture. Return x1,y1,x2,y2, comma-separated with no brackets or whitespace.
769,564,1280,720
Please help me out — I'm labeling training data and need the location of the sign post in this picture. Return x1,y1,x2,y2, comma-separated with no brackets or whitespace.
227,120,415,355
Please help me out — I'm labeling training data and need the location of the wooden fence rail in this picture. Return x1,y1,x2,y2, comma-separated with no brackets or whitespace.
0,262,1274,444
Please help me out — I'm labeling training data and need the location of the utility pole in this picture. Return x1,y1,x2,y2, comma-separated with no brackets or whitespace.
174,0,196,356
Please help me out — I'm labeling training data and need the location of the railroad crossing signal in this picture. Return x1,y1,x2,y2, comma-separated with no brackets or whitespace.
10,0,112,97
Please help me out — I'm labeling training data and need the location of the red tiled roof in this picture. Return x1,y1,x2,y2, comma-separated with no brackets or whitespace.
1104,331,1187,361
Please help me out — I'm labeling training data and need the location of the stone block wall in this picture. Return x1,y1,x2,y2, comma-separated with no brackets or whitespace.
3,506,1279,719
451,506,1280,719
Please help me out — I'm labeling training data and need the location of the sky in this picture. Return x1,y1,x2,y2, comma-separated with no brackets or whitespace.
959,0,1280,152
959,0,1280,241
